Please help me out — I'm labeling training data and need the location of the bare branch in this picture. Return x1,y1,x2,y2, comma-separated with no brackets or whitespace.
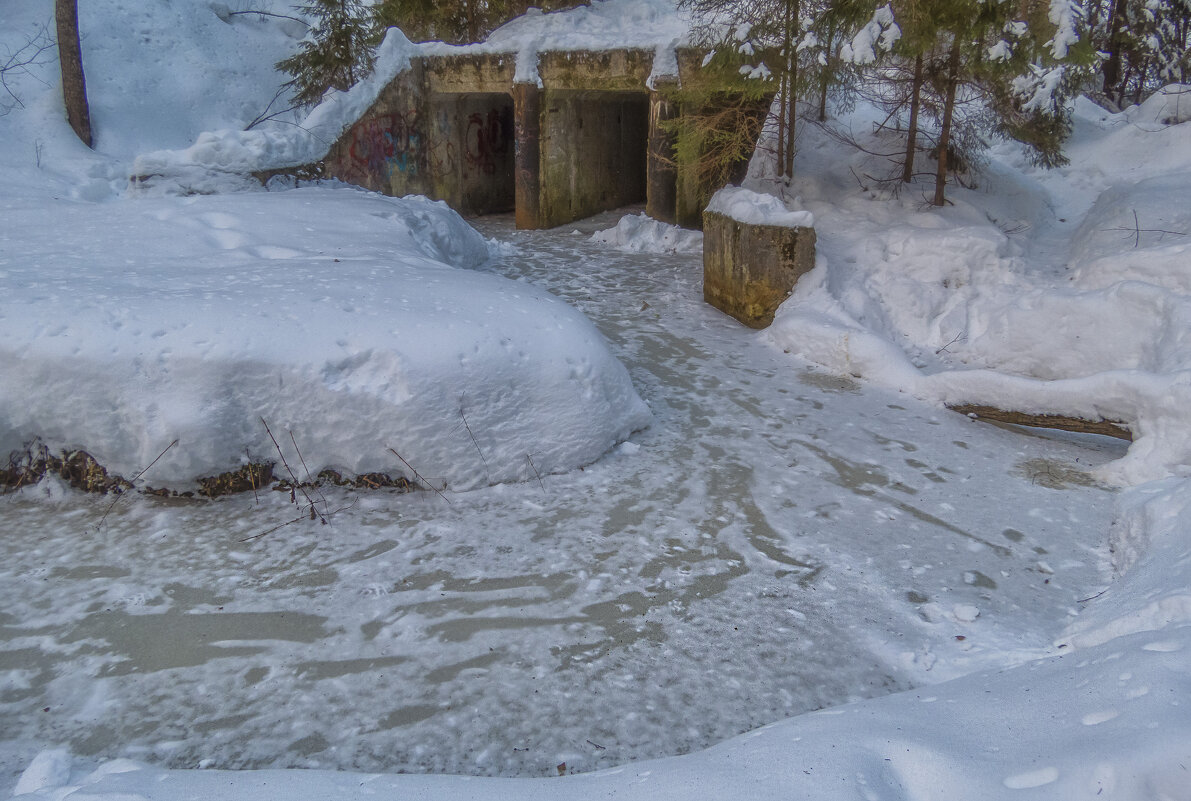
459,397,490,481
226,10,310,27
0,24,56,114
1107,209,1187,247
387,447,451,504
244,85,300,131
97,439,179,529
526,454,545,492
261,417,326,522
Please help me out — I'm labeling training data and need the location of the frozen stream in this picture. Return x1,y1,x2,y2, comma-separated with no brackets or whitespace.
0,209,1122,785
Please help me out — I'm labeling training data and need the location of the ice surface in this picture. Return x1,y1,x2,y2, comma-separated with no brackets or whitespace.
3,0,1191,797
0,212,1120,787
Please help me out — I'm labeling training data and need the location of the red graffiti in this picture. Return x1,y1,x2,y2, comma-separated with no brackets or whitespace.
346,112,420,181
464,108,510,175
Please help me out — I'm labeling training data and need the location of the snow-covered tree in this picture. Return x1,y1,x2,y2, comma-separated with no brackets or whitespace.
862,0,1091,204
680,0,894,182
984,0,1096,168
1094,0,1191,106
276,0,376,108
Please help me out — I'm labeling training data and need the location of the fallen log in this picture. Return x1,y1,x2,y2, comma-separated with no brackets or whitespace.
947,404,1133,442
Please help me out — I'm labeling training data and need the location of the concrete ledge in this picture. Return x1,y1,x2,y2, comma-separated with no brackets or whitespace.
702,209,816,329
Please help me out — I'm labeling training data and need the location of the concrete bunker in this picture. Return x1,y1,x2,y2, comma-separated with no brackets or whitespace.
324,48,726,230
429,91,515,216
538,89,649,228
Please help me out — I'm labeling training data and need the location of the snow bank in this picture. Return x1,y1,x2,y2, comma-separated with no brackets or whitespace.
130,28,419,188
1069,174,1191,295
705,185,814,228
1124,83,1191,127
753,90,1191,486
591,213,703,254
1064,477,1191,649
427,0,688,88
0,186,650,490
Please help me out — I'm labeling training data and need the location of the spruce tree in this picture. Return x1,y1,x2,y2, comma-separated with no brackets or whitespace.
680,0,827,182
1093,0,1191,106
983,0,1095,168
277,0,376,108
874,0,1091,203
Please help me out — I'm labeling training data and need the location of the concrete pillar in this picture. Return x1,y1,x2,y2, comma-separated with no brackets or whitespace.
513,82,542,230
646,83,678,225
703,211,816,329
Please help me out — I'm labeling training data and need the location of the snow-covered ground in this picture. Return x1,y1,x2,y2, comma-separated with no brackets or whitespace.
752,85,1191,488
2,1,1190,800
1,2,648,490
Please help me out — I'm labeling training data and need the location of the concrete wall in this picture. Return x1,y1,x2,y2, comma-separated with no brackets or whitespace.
539,90,648,229
428,92,515,216
323,47,753,230
324,61,431,198
702,211,816,329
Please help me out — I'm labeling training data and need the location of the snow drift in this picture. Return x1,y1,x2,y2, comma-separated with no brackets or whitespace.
0,187,649,489
749,88,1191,486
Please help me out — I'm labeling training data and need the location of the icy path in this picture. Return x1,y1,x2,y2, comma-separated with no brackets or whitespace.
0,210,1121,786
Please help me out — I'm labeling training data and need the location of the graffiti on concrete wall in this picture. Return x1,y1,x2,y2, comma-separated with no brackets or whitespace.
464,108,511,176
345,112,421,182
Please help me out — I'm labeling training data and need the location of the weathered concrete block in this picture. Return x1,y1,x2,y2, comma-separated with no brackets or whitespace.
702,201,816,329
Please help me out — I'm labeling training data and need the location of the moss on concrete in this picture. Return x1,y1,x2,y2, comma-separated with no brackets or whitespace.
702,211,816,328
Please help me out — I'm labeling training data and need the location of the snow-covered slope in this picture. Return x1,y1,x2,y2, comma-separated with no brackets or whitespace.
0,1,649,488
753,85,1191,487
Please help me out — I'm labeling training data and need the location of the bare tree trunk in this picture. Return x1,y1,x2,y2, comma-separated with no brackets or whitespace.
775,75,787,179
782,0,798,178
902,53,923,183
817,66,829,122
55,0,91,148
933,40,960,207
817,20,836,122
776,71,787,178
1102,0,1129,102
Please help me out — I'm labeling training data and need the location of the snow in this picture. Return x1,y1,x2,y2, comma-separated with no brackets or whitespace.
132,0,688,180
748,86,1191,487
452,0,689,88
0,3,648,490
590,213,703,254
0,187,649,489
1047,0,1081,60
3,0,1191,798
704,185,814,228
840,4,899,65
131,27,420,192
